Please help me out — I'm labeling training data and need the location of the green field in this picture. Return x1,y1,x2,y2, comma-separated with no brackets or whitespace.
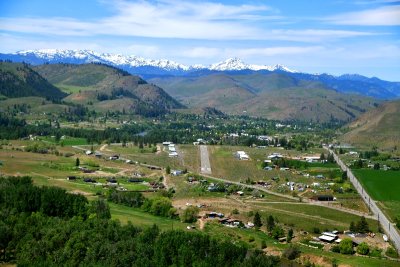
109,203,189,230
246,201,378,233
354,170,400,201
354,169,400,221
39,136,89,146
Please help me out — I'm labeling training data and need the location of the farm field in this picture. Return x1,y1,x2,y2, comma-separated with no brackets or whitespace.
353,169,400,221
108,203,189,230
208,145,332,182
248,202,378,233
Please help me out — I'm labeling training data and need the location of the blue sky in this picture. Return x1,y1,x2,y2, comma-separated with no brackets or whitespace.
0,0,399,80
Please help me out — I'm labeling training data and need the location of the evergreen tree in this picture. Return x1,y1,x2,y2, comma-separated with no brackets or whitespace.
267,215,275,232
75,157,80,167
356,216,369,233
349,221,356,232
166,166,171,175
287,228,294,243
253,211,262,228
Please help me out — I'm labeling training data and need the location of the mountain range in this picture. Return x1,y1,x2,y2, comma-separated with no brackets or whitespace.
1,49,399,100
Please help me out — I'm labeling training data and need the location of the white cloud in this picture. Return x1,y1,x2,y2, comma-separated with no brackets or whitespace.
327,5,400,25
0,0,376,42
181,46,313,59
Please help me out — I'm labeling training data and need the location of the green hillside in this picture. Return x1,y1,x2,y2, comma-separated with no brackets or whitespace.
341,100,400,151
34,63,184,115
0,62,67,100
150,72,379,122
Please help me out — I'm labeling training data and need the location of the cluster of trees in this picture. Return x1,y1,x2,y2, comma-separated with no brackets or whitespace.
107,189,176,218
24,141,56,154
269,158,309,170
331,238,354,254
0,176,280,266
0,176,87,218
331,239,371,256
107,189,145,208
349,216,370,234
252,213,291,241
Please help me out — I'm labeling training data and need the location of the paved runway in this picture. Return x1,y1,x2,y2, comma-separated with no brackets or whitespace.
200,145,212,174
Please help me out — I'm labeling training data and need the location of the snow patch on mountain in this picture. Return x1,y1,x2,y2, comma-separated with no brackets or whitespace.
210,58,297,72
13,49,296,73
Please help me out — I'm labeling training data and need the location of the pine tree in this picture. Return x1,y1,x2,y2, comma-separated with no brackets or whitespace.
267,215,275,232
75,158,80,167
356,216,369,233
287,228,294,242
253,212,262,228
349,221,356,232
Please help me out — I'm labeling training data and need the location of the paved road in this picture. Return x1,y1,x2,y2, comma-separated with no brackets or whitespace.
326,147,400,253
200,145,212,174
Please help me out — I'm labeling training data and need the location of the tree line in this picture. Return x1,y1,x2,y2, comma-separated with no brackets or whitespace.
0,176,280,266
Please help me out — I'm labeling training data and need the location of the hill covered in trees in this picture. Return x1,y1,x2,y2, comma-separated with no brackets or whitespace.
0,176,279,266
34,63,184,116
0,61,67,100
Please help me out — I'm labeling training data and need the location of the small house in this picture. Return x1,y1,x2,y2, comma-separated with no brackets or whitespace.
171,170,183,176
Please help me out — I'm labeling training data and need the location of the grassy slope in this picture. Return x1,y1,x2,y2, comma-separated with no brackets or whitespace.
34,63,183,112
232,87,377,122
0,62,67,99
341,100,400,151
150,72,378,122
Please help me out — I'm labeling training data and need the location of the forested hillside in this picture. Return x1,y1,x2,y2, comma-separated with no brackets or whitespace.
34,63,184,116
0,176,279,266
0,61,66,100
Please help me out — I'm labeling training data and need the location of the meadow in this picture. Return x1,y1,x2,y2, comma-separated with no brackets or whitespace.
353,169,400,221
353,170,400,201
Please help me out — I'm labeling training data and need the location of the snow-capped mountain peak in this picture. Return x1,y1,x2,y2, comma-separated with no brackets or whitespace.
210,57,248,71
9,49,297,73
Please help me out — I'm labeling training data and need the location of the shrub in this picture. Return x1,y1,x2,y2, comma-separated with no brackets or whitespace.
271,226,285,240
331,245,340,253
283,245,301,260
368,247,382,257
180,206,199,223
339,238,354,254
261,240,267,249
385,247,399,258
312,227,321,234
356,242,369,255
